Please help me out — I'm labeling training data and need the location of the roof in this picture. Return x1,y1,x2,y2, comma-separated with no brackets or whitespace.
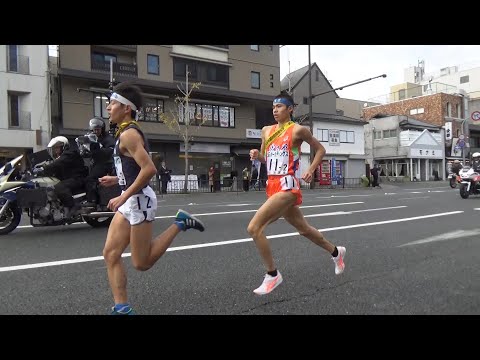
300,112,366,126
281,63,339,98
398,117,442,130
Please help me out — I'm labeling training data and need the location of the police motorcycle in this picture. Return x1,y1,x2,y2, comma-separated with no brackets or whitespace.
458,167,480,199
0,137,120,236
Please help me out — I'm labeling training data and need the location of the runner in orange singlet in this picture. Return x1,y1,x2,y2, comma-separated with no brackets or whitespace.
248,91,346,295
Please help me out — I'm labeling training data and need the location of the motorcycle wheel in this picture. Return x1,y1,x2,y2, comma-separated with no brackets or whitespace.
0,203,22,235
83,216,112,228
460,184,470,199
449,177,457,188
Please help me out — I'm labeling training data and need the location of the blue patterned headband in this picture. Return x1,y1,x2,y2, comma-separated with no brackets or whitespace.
273,97,293,107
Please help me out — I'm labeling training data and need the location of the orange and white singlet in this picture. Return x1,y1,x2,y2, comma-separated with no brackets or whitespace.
264,123,302,205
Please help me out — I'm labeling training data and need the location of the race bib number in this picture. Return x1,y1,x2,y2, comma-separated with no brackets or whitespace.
133,194,153,211
280,175,298,190
114,155,126,186
266,144,289,175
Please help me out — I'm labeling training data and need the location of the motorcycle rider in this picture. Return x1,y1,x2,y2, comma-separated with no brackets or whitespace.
471,152,480,173
81,117,115,207
451,159,463,175
36,136,88,216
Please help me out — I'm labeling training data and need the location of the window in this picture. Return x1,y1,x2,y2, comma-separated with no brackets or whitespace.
138,98,164,122
398,89,406,100
173,58,228,87
447,102,452,117
270,74,273,80
251,71,260,89
460,75,469,84
9,94,19,127
315,70,320,81
250,45,259,51
8,45,18,72
317,129,329,142
339,131,355,143
383,130,397,138
92,52,117,64
270,82,274,88
178,102,235,128
374,131,381,140
456,104,461,117
147,54,159,75
303,97,308,105
94,93,109,119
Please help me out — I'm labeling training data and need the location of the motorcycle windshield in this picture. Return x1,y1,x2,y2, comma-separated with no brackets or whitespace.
0,155,23,183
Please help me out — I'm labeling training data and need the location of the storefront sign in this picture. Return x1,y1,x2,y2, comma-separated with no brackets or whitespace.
246,129,262,138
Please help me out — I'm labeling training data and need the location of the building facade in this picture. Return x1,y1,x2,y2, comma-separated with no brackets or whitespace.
363,92,465,172
0,45,51,165
52,45,280,183
364,116,445,181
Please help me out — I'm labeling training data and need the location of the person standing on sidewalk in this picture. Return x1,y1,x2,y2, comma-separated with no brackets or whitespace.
370,163,382,188
99,81,205,315
247,91,346,295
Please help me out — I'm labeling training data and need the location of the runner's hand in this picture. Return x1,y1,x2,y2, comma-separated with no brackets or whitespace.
250,149,259,161
302,170,314,183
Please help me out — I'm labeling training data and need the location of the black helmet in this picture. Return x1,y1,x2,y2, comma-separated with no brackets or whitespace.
89,117,106,134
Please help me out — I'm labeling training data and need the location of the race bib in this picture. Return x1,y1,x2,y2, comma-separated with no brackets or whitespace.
280,175,298,190
266,143,289,175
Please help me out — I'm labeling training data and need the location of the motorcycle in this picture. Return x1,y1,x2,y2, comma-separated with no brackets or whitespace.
0,152,120,235
448,172,461,188
458,167,480,199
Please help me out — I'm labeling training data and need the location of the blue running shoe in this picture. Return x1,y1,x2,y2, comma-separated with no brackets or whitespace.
175,209,205,232
110,306,135,315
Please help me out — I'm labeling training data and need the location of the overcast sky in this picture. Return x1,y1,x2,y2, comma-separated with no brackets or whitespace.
280,45,480,102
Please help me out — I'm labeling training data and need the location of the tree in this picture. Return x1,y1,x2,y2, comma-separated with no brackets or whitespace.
159,65,206,193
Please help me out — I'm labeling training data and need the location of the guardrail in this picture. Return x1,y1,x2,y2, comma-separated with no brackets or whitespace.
150,177,372,194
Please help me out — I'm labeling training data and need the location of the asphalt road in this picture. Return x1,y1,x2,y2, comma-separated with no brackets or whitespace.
1,181,479,315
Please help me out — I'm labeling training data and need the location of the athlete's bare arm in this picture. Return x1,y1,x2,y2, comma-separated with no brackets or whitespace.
250,125,272,163
293,125,326,183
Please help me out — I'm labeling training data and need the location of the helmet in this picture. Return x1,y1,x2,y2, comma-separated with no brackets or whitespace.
473,152,480,158
47,136,69,159
89,117,106,134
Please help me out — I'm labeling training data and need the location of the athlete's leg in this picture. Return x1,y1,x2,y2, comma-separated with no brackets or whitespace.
129,221,181,271
247,191,296,271
282,205,335,253
103,212,132,305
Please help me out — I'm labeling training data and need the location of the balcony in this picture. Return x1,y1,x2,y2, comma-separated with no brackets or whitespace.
93,45,137,52
7,54,30,74
91,59,137,78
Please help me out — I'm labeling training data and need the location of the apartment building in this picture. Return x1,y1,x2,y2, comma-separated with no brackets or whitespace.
0,45,51,165
52,45,280,181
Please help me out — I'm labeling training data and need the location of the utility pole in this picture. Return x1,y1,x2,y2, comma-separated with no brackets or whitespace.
308,45,314,189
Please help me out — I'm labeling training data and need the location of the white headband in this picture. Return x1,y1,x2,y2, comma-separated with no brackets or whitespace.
110,92,137,111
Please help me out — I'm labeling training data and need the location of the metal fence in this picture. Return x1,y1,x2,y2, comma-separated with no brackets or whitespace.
151,177,369,194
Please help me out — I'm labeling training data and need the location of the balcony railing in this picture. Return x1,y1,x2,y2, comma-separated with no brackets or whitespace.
7,54,30,74
91,59,137,77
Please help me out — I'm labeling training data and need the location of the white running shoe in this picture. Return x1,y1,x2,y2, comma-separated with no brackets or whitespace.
253,271,283,295
332,246,346,275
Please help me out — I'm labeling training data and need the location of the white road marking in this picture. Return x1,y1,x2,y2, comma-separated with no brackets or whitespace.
302,205,406,218
398,196,430,200
222,204,252,207
398,229,480,247
0,210,462,273
316,194,371,199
